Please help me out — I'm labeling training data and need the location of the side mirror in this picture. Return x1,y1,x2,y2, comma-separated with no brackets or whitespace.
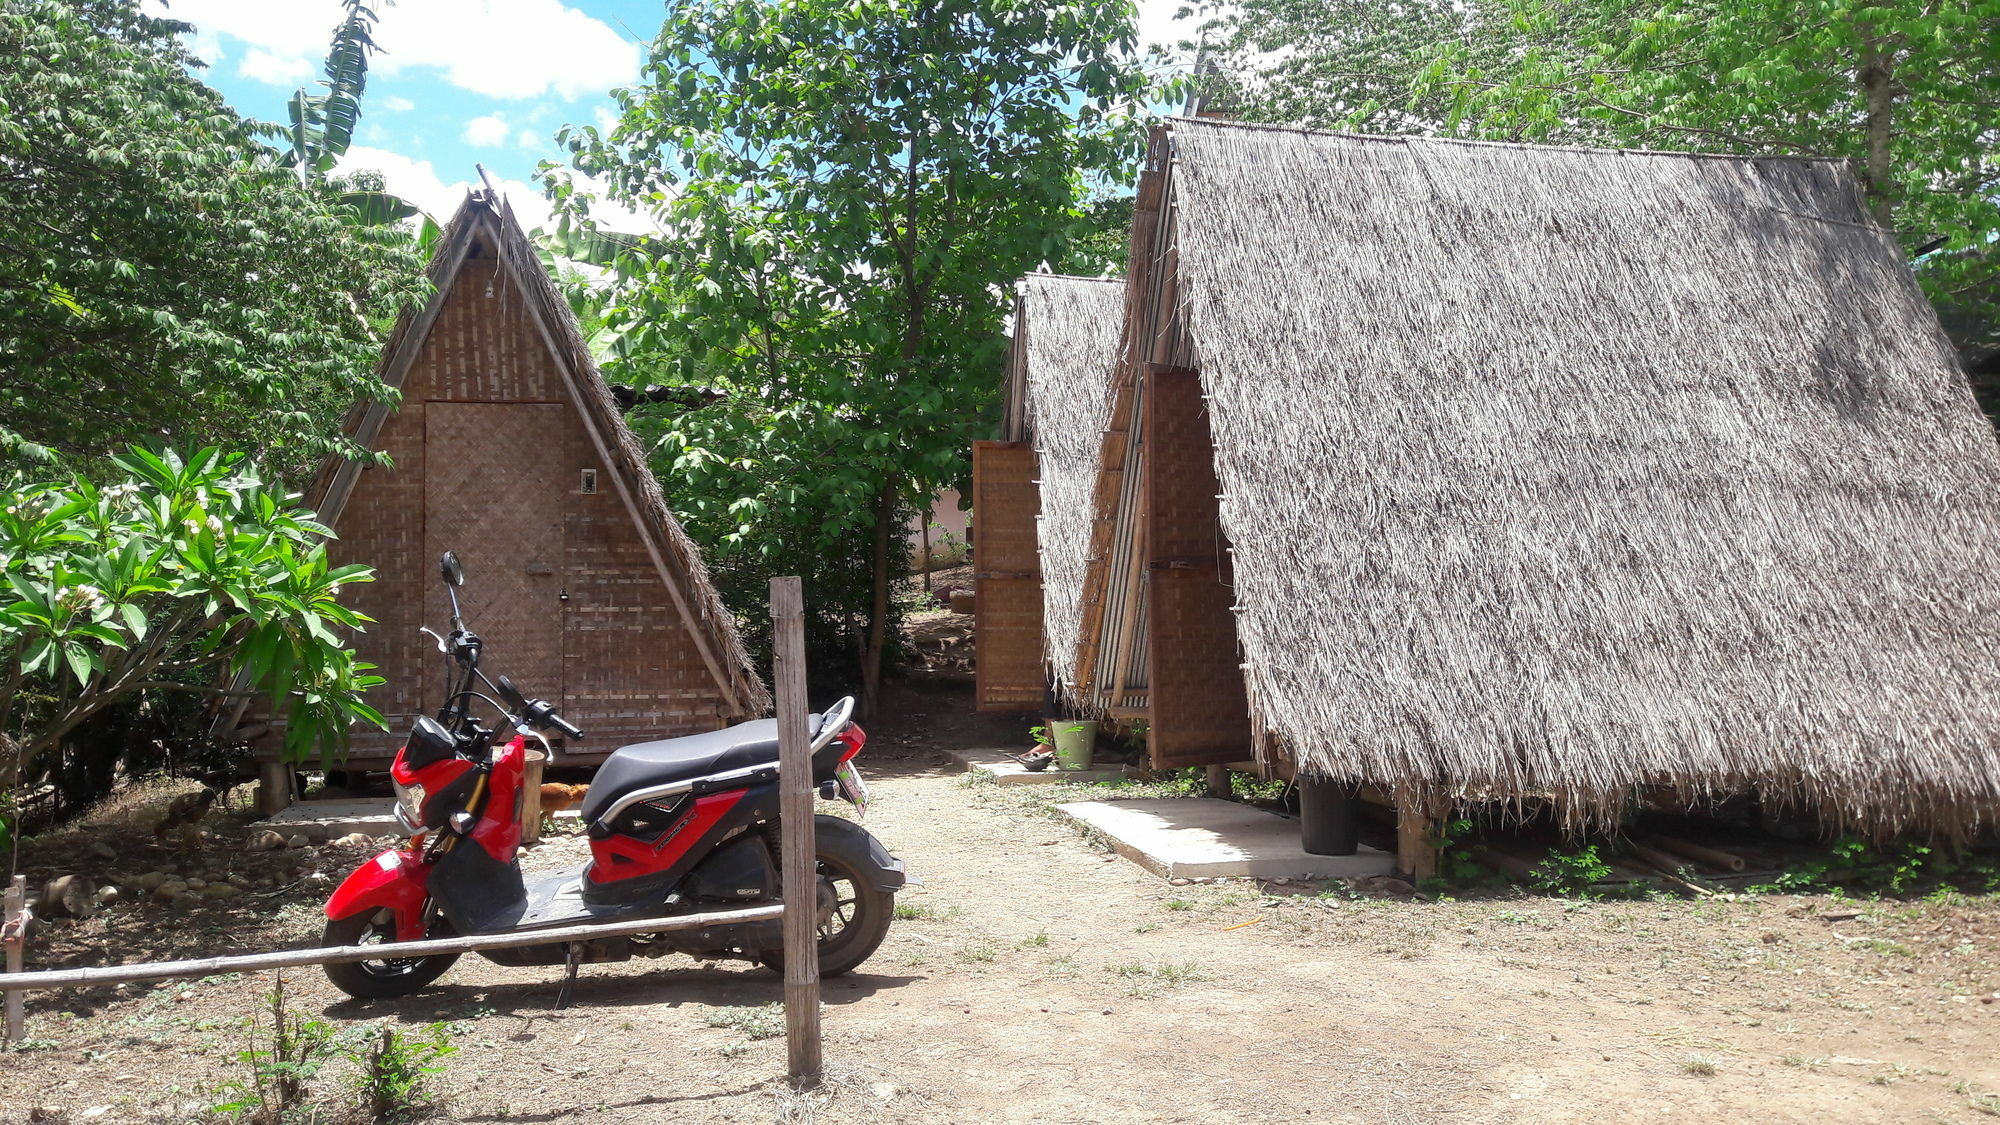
439,551,465,587
494,674,527,711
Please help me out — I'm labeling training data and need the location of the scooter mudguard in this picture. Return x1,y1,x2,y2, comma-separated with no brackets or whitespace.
325,848,432,941
815,815,907,892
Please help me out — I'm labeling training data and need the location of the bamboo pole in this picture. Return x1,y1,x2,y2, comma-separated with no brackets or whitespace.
4,875,26,1041
770,576,822,1083
1636,832,1746,873
1624,839,1717,898
0,904,782,993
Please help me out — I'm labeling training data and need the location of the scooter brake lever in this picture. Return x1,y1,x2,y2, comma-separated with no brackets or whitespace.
419,625,449,654
519,727,555,761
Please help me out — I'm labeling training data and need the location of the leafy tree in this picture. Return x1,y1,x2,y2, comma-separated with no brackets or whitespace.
1199,0,2000,392
554,0,1159,712
0,0,427,478
1,448,386,810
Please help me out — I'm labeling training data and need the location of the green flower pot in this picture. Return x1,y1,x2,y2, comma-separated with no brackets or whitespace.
1052,721,1097,770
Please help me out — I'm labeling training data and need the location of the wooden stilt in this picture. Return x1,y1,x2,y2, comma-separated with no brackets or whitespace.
1204,764,1231,798
256,759,291,817
771,577,822,1084
519,748,547,844
1396,792,1439,882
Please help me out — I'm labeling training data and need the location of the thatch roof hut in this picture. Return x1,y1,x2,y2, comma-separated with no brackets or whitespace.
1073,117,2000,839
976,275,1124,709
232,186,768,788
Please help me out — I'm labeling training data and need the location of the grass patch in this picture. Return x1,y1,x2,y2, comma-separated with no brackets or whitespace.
1015,931,1049,948
702,1004,784,1041
1679,1055,1718,1077
1110,961,1208,997
1162,898,1195,912
893,901,958,922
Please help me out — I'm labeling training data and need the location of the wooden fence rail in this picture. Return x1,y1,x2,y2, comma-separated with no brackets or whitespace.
0,904,784,995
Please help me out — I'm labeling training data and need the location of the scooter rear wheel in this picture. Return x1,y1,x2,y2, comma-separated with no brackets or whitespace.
758,849,893,977
323,908,460,999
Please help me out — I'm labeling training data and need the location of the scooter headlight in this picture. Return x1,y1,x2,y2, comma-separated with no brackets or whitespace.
393,780,427,832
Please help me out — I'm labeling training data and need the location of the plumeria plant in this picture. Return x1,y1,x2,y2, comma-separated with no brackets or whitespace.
0,447,385,806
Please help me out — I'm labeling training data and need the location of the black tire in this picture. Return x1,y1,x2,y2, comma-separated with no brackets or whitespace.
323,908,459,1000
758,849,894,977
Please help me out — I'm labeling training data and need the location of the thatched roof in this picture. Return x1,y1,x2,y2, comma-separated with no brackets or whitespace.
1145,117,2000,834
1005,274,1123,695
324,189,771,718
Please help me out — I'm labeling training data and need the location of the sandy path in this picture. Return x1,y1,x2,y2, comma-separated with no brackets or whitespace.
6,686,1998,1123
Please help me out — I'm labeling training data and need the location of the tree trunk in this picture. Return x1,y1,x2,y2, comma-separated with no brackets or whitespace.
1855,17,1898,229
859,483,899,719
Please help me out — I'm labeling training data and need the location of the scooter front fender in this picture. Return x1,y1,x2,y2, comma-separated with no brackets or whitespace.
325,847,432,941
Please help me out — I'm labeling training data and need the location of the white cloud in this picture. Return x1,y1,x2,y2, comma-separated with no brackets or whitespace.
237,47,314,86
516,129,545,152
464,114,512,147
145,0,641,100
382,96,415,113
592,105,620,134
336,147,652,236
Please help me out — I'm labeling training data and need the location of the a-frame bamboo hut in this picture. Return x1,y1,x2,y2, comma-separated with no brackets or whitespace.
235,187,768,783
974,275,1124,712
1072,117,2000,852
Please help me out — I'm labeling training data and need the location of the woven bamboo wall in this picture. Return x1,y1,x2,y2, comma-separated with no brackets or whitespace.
292,248,729,761
1143,368,1251,767
973,441,1046,711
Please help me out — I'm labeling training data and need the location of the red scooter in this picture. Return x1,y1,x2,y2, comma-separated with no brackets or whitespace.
320,552,903,999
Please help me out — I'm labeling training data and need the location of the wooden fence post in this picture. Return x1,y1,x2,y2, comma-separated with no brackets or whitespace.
4,874,26,1041
770,576,822,1083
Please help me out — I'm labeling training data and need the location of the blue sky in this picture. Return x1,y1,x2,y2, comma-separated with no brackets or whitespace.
148,0,1195,233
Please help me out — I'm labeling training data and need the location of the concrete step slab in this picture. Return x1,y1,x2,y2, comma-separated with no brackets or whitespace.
1054,797,1395,881
946,746,1135,787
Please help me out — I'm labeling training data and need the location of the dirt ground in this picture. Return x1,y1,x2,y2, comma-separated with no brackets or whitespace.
5,678,2000,1124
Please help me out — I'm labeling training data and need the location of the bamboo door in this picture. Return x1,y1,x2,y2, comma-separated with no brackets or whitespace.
423,403,568,713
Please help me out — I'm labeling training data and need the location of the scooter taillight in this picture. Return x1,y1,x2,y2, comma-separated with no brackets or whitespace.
837,724,866,762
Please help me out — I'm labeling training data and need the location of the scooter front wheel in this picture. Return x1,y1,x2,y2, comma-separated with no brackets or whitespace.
758,849,894,977
323,908,460,999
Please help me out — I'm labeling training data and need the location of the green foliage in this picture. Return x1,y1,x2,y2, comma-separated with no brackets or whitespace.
1429,817,1489,885
550,0,1161,700
210,975,455,1124
357,1022,457,1124
1200,0,2000,392
0,0,427,478
0,448,386,807
210,974,340,1122
1758,837,2000,896
1527,844,1614,897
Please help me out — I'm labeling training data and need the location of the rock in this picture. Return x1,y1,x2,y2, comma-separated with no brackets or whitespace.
184,877,206,890
285,834,310,849
153,880,188,902
1167,877,1191,887
227,874,252,889
245,830,286,853
292,824,330,844
88,841,117,861
335,832,374,848
95,886,120,908
136,872,169,892
302,871,332,888
202,883,241,900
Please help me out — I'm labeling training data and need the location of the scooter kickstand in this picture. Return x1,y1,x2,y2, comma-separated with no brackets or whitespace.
555,942,582,1010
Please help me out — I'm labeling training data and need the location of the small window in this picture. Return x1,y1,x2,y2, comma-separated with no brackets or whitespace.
579,469,598,495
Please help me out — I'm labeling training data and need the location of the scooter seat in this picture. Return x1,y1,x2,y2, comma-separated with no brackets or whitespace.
581,719,783,824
